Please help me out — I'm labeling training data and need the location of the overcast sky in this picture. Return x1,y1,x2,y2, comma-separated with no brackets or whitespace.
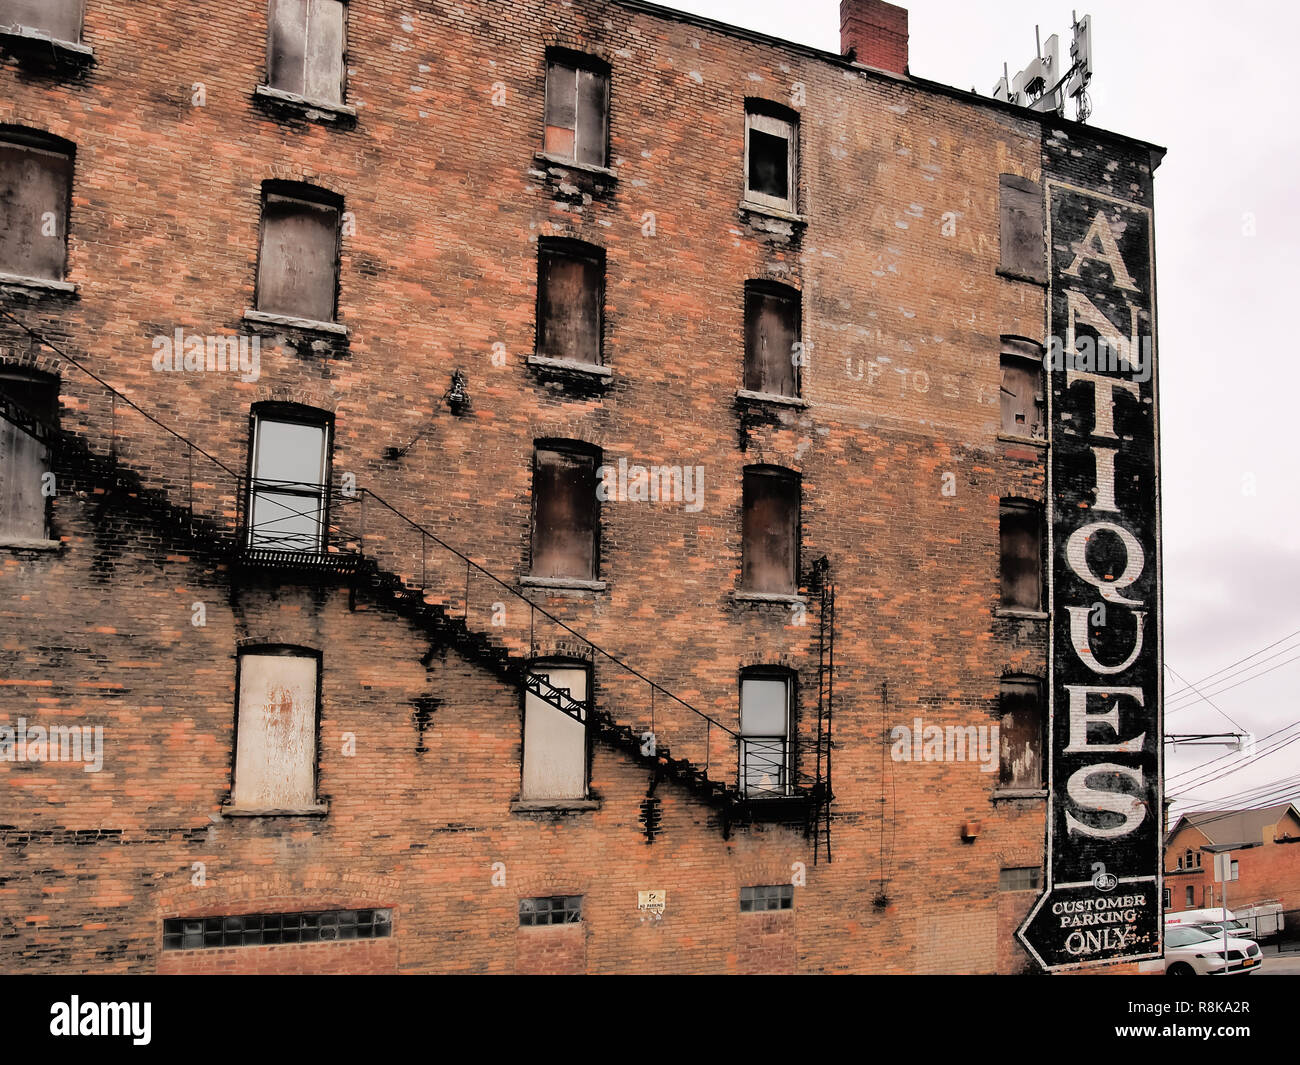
675,0,1300,821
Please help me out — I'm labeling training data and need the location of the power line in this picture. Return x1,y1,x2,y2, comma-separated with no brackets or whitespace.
1164,628,1300,702
1164,662,1246,733
1166,650,1300,714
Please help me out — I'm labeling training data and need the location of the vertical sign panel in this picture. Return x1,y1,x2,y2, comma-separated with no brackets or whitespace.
1018,182,1163,970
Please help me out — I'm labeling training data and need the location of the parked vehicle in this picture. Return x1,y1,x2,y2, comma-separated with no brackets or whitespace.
1231,900,1285,938
1165,907,1236,929
1164,924,1263,975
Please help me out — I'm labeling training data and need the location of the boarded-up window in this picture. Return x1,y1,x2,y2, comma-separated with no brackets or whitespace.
536,241,603,366
256,185,341,323
232,650,319,810
741,672,791,796
0,131,72,281
745,105,797,212
522,662,588,800
0,0,84,42
1000,500,1042,610
531,445,598,580
742,467,799,594
1000,343,1045,439
999,677,1044,789
267,0,346,104
544,57,609,167
744,282,800,397
999,174,1045,282
0,370,56,540
248,411,329,553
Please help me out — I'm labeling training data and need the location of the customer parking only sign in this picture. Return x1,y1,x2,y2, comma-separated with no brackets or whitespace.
1017,181,1164,971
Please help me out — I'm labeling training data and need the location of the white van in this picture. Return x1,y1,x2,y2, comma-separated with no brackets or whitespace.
1165,907,1236,929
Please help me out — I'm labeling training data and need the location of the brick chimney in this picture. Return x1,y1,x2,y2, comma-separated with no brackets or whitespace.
840,0,909,76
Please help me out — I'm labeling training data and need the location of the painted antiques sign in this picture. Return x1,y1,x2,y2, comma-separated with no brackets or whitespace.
1018,182,1163,971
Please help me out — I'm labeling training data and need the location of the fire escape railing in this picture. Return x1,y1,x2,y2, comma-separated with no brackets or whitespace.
0,306,835,824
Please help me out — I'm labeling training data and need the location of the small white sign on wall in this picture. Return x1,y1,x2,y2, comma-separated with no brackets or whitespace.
638,890,666,915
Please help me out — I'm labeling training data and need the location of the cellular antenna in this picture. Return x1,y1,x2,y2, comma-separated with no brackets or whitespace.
991,12,1093,123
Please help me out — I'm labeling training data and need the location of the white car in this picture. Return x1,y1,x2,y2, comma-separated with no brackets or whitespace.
1165,924,1264,975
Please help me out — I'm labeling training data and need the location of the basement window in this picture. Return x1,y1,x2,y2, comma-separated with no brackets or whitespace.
521,660,589,802
999,500,1043,611
0,369,57,541
519,896,583,926
999,677,1044,791
0,129,73,282
530,443,599,581
543,53,609,168
740,885,793,913
231,647,320,811
1000,338,1045,440
536,240,604,367
740,671,793,797
998,867,1042,892
744,281,801,399
247,408,331,554
742,466,800,595
255,183,342,324
0,0,85,44
999,174,1046,283
744,102,798,213
164,908,390,950
266,0,347,105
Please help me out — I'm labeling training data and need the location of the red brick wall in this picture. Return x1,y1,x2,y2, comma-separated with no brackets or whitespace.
0,0,1159,973
1166,823,1300,912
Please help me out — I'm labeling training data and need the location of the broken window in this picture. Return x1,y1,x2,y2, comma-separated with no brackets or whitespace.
543,55,609,167
164,909,391,950
0,129,73,281
266,0,346,104
744,282,801,398
255,183,341,323
521,661,588,801
745,103,798,212
999,174,1046,282
1000,337,1045,439
0,0,85,42
536,240,604,366
1000,500,1043,611
247,408,330,553
232,648,319,810
530,444,599,580
519,896,583,926
0,369,57,540
741,670,792,797
999,676,1044,790
742,466,799,595
998,867,1042,892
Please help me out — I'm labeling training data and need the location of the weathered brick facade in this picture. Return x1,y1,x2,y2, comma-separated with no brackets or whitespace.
0,0,1163,973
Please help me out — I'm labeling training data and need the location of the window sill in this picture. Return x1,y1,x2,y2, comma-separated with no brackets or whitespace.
510,799,601,813
243,308,349,336
991,789,1047,801
0,272,77,295
998,432,1048,449
995,607,1049,621
0,26,94,62
254,84,357,122
739,200,807,226
736,388,807,409
996,268,1048,288
521,576,607,593
0,537,61,552
533,152,618,181
220,803,330,818
527,354,613,381
734,591,807,605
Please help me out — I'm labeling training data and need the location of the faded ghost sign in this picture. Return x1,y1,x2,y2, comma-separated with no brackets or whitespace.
1018,182,1163,971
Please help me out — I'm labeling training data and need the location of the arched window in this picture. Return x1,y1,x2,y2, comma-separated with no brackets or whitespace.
742,466,800,594
740,667,795,797
744,281,801,399
246,403,333,554
255,181,343,324
530,440,600,581
0,127,74,282
521,658,589,801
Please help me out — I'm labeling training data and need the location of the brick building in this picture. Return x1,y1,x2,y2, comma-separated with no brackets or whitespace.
1165,804,1300,914
0,0,1164,974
